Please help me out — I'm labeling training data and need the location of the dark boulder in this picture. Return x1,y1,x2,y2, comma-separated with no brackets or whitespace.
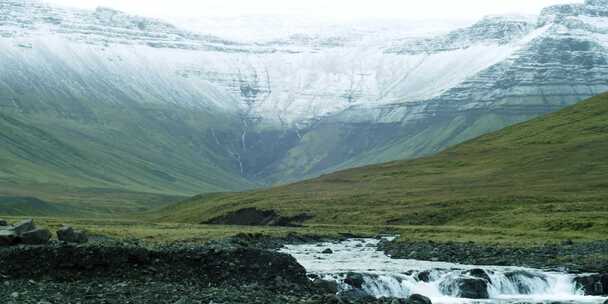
575,274,608,296
57,226,88,243
458,278,489,299
12,219,35,235
313,278,339,294
442,278,489,299
344,273,365,289
322,248,334,254
337,289,375,303
0,219,7,226
466,269,491,283
405,294,432,304
20,228,51,245
0,229,18,246
204,208,313,227
417,271,431,282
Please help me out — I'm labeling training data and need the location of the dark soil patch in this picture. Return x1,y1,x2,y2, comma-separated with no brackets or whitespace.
205,208,313,227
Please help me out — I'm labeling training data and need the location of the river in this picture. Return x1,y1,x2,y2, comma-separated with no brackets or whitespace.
280,238,608,303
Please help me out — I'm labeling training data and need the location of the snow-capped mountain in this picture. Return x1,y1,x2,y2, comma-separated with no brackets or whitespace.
0,0,607,192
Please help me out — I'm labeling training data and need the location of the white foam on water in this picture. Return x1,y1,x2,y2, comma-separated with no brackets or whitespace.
280,238,608,304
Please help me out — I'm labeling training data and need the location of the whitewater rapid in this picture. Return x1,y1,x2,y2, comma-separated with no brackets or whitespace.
280,238,608,304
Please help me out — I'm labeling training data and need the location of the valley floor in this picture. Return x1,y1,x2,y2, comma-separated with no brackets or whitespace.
1,217,608,303
2,216,607,272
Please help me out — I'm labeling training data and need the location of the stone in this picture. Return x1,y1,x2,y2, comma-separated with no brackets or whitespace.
575,274,608,296
417,271,431,282
0,219,8,226
20,228,51,245
322,248,333,254
457,278,489,299
57,225,88,243
173,298,187,304
0,229,18,246
405,294,432,304
312,279,338,294
12,219,35,235
442,278,489,299
336,289,375,303
344,272,365,289
466,269,492,283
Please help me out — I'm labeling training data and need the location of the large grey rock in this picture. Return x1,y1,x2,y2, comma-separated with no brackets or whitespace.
575,274,608,296
0,219,8,226
0,229,18,246
313,278,339,294
57,226,88,243
20,228,51,245
344,272,365,289
337,289,375,303
405,294,432,304
441,278,489,299
466,269,492,283
417,271,432,282
457,278,489,299
12,219,35,235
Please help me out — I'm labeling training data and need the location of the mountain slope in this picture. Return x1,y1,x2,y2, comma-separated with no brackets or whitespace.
262,1,608,182
1,0,608,207
0,1,258,202
156,93,608,235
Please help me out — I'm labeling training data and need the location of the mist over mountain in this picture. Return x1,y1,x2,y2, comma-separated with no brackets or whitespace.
1,0,607,197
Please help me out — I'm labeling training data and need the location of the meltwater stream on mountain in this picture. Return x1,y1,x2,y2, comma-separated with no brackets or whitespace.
280,238,608,304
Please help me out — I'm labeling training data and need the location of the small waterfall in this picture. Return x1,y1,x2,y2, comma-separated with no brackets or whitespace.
323,269,582,300
487,270,582,297
281,238,608,303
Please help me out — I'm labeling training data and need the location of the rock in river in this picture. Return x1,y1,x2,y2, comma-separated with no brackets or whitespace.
337,289,375,303
405,294,432,304
575,273,608,296
313,278,338,294
344,272,365,289
441,277,489,299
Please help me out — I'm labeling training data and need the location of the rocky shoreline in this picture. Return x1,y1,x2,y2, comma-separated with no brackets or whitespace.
378,239,608,274
378,238,608,297
2,229,608,303
0,233,418,304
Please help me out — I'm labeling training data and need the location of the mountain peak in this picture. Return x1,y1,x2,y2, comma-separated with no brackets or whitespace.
585,0,608,6
539,0,608,26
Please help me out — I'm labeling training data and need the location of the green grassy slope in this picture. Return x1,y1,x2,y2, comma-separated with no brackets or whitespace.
0,101,258,214
0,105,254,195
155,93,608,237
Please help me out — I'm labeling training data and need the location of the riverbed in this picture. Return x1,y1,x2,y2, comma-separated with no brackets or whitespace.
281,238,608,304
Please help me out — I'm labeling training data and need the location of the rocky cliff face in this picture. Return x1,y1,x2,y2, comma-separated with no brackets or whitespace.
0,0,607,191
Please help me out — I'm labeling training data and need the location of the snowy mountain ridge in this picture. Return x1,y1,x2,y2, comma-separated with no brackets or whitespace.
2,0,585,126
1,0,607,188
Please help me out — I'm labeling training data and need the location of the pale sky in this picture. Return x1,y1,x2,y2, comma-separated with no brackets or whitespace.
44,0,583,20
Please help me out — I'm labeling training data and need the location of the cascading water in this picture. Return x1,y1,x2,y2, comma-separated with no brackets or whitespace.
280,238,608,304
